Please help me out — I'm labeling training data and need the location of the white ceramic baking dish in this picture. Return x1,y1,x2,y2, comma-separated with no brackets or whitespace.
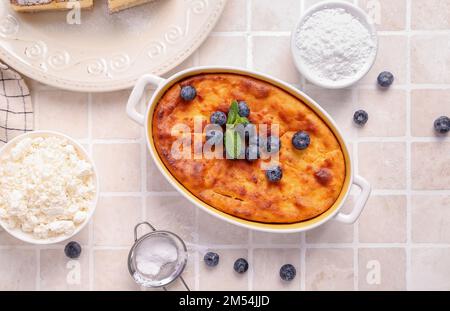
126,66,371,233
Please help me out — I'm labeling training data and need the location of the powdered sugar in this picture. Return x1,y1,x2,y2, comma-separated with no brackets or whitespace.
135,236,178,276
294,8,376,84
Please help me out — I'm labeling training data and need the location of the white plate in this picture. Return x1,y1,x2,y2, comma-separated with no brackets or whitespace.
0,0,227,92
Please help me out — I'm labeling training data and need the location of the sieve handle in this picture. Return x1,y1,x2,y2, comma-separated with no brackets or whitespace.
134,221,156,242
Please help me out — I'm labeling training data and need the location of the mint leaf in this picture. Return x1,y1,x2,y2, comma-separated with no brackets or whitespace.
235,116,249,125
225,129,242,159
227,100,239,125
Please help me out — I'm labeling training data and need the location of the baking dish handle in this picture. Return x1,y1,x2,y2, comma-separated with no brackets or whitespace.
334,175,371,224
126,74,166,125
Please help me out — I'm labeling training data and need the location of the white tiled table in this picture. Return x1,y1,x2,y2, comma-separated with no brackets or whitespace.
1,0,450,291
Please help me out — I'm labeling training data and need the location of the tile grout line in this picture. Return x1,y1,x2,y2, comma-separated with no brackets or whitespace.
352,76,359,291
350,137,450,142
246,0,253,71
193,49,200,292
140,96,147,291
248,230,254,291
209,30,450,36
194,205,200,291
300,232,306,291
3,242,450,251
299,0,306,292
281,82,450,90
33,92,40,291
87,92,94,291
140,96,147,221
405,0,412,291
246,0,253,292
35,247,40,290
351,0,360,283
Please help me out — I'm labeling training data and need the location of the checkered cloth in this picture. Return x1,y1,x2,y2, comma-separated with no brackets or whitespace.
0,63,33,146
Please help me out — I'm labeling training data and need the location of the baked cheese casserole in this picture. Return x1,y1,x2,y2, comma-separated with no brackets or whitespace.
152,74,346,224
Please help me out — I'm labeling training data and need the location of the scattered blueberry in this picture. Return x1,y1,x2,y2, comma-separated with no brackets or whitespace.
206,129,223,145
233,258,249,274
210,111,227,126
377,71,394,87
266,166,283,182
353,110,369,126
64,241,82,259
292,131,310,150
204,252,220,267
279,264,296,281
180,85,197,101
434,116,450,134
266,136,281,153
238,101,250,117
245,144,260,161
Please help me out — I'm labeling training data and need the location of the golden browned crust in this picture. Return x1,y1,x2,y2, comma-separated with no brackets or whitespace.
152,74,346,224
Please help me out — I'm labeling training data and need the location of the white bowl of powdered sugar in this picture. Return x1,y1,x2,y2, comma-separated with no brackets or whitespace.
291,1,378,89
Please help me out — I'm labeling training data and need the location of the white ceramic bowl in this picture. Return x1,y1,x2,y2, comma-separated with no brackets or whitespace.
126,66,371,233
0,131,99,244
290,0,378,89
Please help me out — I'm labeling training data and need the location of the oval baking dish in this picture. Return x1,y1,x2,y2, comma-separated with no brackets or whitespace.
126,67,371,233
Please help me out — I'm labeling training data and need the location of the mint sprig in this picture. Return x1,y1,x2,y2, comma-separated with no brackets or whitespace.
225,129,242,159
227,100,239,125
227,100,250,126
224,100,251,159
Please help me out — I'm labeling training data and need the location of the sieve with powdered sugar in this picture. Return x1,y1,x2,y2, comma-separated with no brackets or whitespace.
128,222,190,290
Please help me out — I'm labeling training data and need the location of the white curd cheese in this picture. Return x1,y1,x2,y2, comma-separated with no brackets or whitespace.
0,136,95,239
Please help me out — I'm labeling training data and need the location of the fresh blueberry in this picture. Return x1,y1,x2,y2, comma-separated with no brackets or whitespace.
245,144,260,161
266,136,281,153
210,111,227,126
64,241,82,259
353,110,369,126
204,252,220,267
238,101,250,117
280,264,296,281
377,71,394,87
206,129,223,145
266,166,283,182
233,258,249,274
292,131,310,150
434,116,450,134
180,85,197,101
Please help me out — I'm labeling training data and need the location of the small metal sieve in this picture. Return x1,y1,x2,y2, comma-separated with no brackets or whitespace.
128,222,190,291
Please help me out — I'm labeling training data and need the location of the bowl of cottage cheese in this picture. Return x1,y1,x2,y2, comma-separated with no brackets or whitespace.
0,131,99,244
